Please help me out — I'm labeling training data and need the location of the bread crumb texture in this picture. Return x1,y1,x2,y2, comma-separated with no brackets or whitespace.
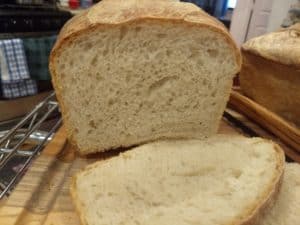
54,21,238,153
73,135,283,225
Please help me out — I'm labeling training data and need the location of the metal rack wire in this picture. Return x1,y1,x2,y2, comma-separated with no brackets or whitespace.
0,92,62,199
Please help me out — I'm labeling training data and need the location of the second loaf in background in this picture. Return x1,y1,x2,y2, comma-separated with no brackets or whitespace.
50,0,241,154
240,23,300,127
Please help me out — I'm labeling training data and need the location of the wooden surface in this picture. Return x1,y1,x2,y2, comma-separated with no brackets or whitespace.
229,90,300,152
0,111,298,225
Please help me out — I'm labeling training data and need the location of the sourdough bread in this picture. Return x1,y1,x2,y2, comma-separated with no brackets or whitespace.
70,135,284,225
50,0,241,154
258,163,300,225
240,24,300,127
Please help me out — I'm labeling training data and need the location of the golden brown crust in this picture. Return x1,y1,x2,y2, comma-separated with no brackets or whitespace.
70,176,90,225
240,49,300,127
242,24,300,68
238,143,285,225
50,0,241,66
49,0,241,154
70,137,285,225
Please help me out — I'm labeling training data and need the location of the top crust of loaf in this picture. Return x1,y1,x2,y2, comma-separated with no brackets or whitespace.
242,24,300,68
50,0,241,73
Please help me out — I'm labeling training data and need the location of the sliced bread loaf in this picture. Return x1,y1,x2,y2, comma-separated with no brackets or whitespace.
258,163,300,225
70,135,284,225
50,0,241,154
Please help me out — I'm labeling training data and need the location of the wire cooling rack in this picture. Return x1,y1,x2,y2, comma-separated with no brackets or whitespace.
0,92,61,199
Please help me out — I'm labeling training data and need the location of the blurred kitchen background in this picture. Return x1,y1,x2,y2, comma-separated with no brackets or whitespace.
0,0,299,126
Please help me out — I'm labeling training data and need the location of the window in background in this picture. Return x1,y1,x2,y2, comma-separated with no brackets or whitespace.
227,0,237,8
180,0,217,15
181,0,235,28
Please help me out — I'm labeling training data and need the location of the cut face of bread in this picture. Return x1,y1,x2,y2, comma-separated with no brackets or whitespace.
258,163,300,225
50,0,241,154
71,135,284,225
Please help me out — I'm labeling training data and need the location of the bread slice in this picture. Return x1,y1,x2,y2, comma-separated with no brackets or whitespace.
50,0,241,154
70,135,284,225
258,163,300,225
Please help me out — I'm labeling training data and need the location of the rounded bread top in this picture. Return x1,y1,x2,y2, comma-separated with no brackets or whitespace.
242,23,300,68
50,0,241,71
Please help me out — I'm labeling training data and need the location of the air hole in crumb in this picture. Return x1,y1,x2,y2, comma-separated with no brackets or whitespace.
103,48,109,57
60,64,65,70
232,169,242,179
79,55,84,61
135,26,142,32
148,76,179,95
166,50,172,56
197,59,204,66
74,128,79,133
157,33,167,38
83,42,93,51
95,193,102,199
96,73,103,81
108,99,115,106
83,100,89,106
207,49,218,58
89,120,97,128
211,90,217,97
188,49,198,59
202,78,207,85
87,130,92,134
91,55,98,66
251,151,260,158
125,74,131,83
119,26,128,40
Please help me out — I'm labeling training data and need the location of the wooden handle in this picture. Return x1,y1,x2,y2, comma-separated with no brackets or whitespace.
229,90,300,152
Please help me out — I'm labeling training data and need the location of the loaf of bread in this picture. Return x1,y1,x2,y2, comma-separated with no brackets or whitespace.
71,135,284,225
240,23,300,127
50,0,241,154
258,163,300,225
